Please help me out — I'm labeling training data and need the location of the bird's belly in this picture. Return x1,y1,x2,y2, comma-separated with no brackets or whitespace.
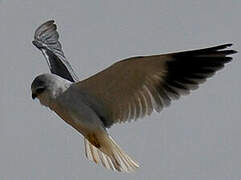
51,99,104,137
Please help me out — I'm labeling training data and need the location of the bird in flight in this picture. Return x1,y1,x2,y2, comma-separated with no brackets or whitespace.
31,20,237,172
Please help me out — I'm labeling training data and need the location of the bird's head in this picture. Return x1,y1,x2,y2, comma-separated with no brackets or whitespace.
31,73,71,106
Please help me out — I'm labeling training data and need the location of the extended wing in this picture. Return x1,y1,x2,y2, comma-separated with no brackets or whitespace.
73,44,237,128
33,20,78,82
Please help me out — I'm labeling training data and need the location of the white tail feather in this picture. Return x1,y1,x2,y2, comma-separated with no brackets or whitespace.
84,136,139,172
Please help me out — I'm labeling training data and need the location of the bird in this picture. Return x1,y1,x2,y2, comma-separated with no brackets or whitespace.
31,20,237,172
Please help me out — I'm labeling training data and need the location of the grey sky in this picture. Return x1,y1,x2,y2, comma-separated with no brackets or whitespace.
0,0,240,179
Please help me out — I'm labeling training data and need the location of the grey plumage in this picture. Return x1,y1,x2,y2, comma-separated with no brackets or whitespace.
32,20,237,172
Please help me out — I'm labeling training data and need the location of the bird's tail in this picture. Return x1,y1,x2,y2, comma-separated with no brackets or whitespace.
84,135,139,172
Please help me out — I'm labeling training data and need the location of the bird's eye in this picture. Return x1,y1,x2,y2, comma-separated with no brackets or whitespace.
36,87,45,94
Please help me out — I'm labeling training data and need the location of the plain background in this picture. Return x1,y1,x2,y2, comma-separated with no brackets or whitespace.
0,0,240,179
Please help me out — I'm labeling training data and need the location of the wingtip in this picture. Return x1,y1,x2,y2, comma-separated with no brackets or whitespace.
202,43,237,53
231,50,238,54
215,43,233,50
32,40,44,49
224,43,233,47
219,43,238,55
48,19,55,23
44,19,55,25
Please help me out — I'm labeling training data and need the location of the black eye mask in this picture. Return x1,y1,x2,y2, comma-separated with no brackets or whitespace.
36,87,46,95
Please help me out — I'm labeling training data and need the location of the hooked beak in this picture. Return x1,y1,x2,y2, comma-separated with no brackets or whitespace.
32,93,37,99
31,87,46,100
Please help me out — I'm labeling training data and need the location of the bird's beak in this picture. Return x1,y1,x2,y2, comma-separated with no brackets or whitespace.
32,93,37,99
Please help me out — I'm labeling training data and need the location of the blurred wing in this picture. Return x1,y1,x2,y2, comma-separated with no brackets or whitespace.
73,44,236,128
33,20,78,82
